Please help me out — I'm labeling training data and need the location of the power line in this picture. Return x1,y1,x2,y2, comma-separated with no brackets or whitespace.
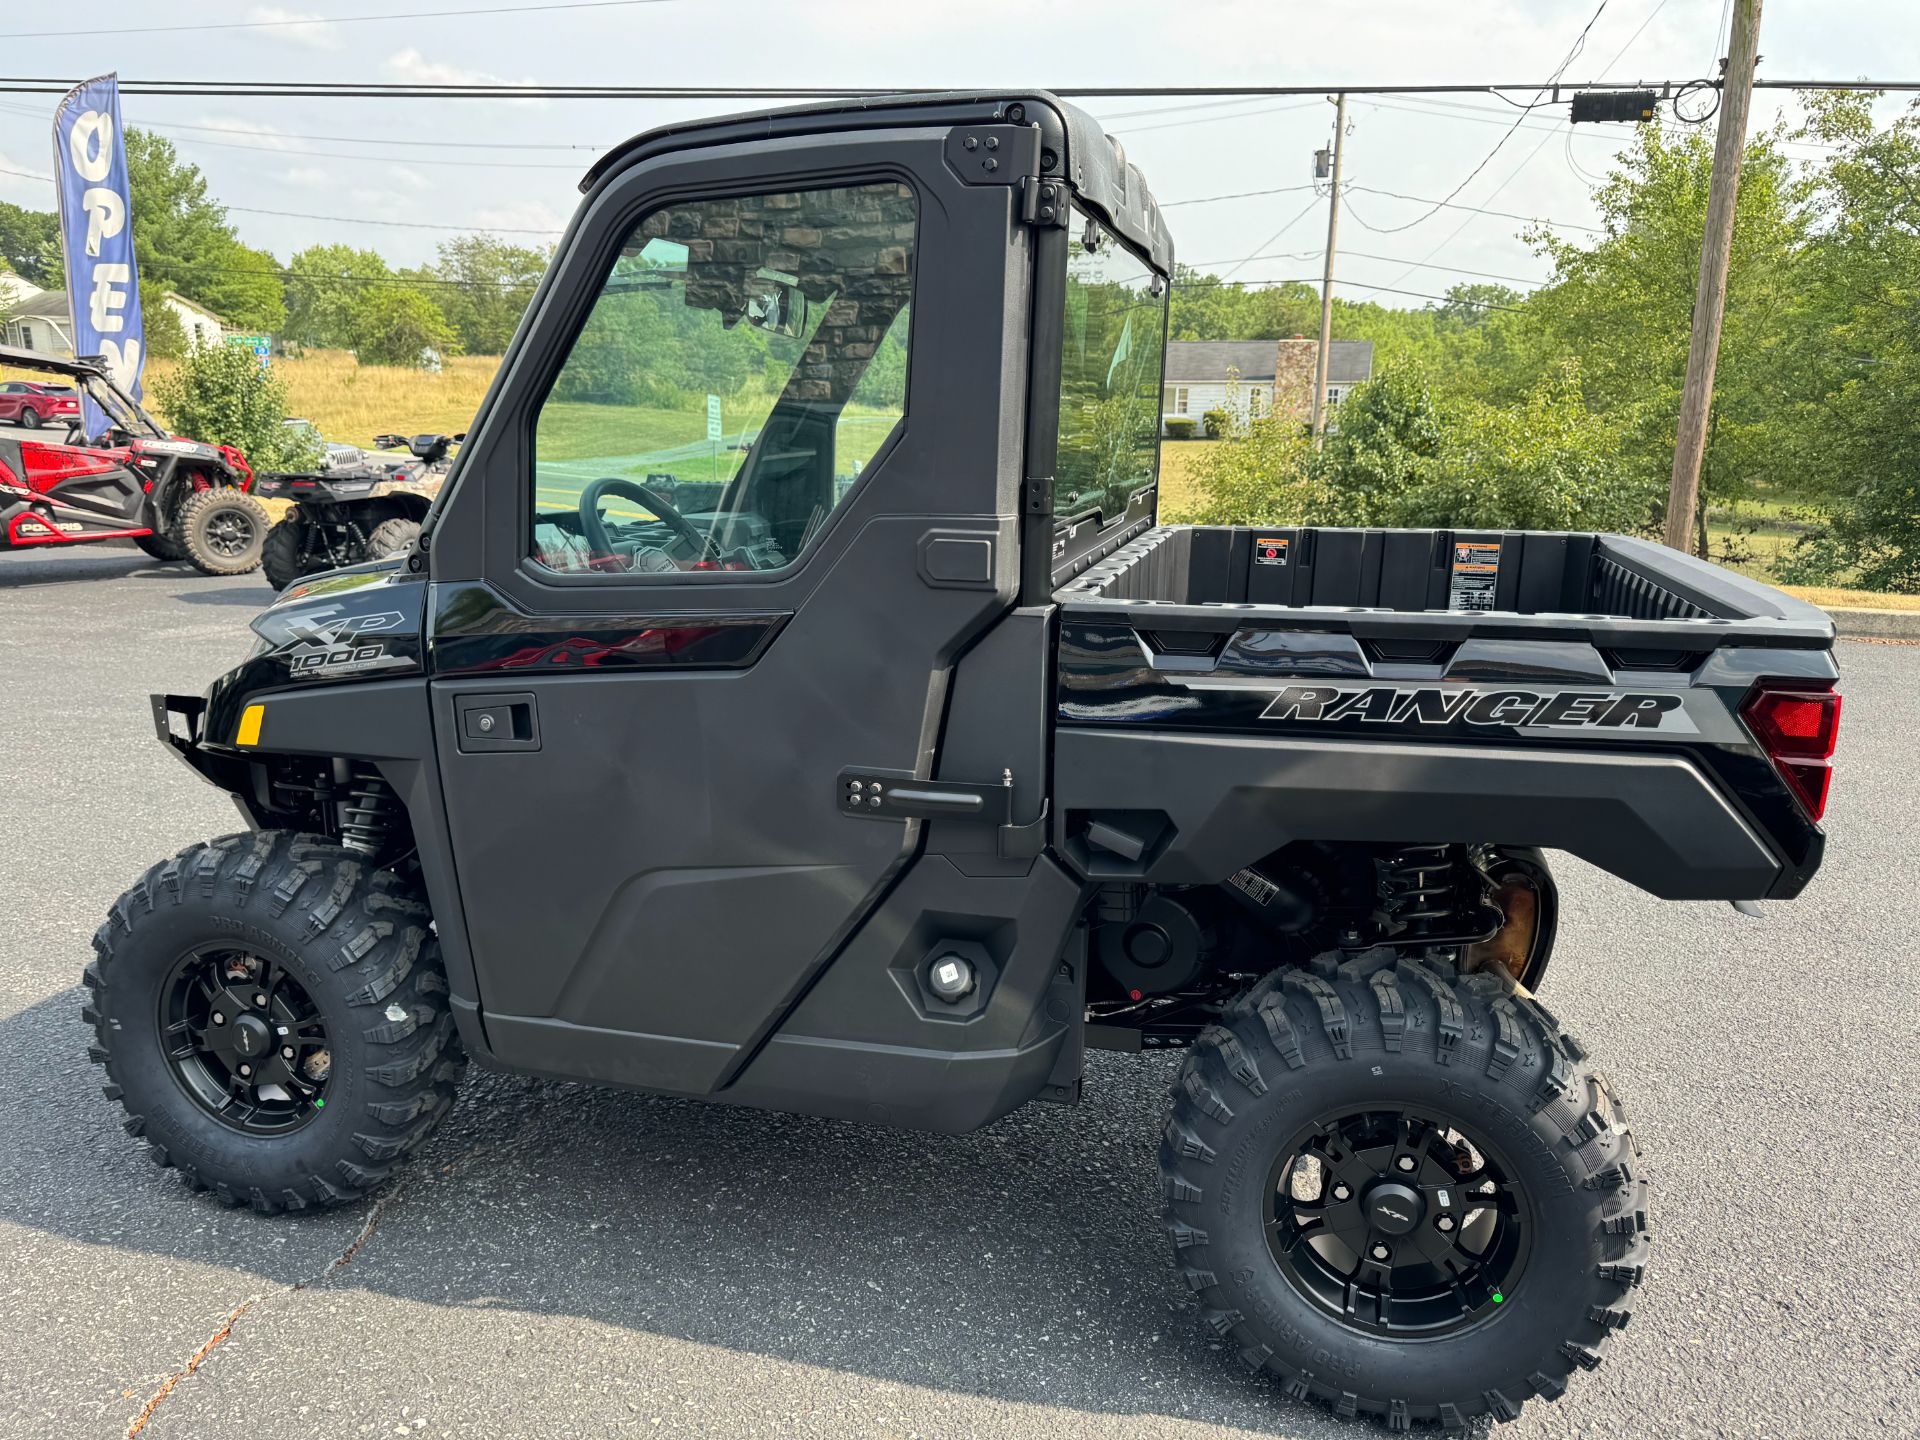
1183,243,1543,287
0,0,679,43
0,162,562,232
0,77,1912,101
1356,0,1615,236
1171,275,1528,311
1352,0,1665,300
1221,195,1325,280
1343,185,1602,233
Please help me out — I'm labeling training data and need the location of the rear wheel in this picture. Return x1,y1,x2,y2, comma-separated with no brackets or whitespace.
261,518,322,590
84,832,465,1211
18,406,40,429
175,487,269,575
364,516,420,562
134,529,188,562
1161,951,1648,1429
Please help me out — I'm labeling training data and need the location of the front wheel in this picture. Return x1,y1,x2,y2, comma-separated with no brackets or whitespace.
84,832,465,1211
1161,951,1648,1429
175,487,269,575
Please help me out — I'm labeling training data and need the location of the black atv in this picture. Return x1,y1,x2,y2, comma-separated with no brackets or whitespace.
254,432,460,590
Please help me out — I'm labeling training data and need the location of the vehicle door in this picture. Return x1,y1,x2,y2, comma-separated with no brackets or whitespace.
426,120,1033,1093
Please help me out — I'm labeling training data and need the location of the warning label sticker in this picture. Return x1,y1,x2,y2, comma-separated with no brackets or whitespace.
1254,536,1290,567
1448,541,1501,611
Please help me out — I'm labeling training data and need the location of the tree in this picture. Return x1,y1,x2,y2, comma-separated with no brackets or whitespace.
195,242,286,334
149,342,317,471
1771,91,1920,590
284,244,392,349
431,234,548,354
350,285,456,367
1310,364,1446,525
1408,363,1656,533
1518,123,1805,524
122,128,285,335
143,298,189,360
0,201,61,286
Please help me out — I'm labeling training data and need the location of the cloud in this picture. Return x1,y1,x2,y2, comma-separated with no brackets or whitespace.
248,4,344,51
0,150,53,207
281,166,334,189
190,115,301,152
468,198,569,237
382,48,545,107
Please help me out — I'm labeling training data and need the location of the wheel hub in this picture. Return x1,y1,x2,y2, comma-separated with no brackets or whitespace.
160,945,332,1135
1364,1180,1423,1235
1265,1105,1532,1336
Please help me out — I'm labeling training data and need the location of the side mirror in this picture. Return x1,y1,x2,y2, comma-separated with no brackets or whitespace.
742,271,809,338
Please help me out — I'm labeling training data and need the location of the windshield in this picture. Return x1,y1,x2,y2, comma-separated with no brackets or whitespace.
80,371,162,438
1054,214,1168,529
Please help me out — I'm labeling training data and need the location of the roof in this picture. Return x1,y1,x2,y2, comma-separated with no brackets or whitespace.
162,290,227,324
8,290,72,321
1324,339,1376,384
1163,340,1279,384
1162,338,1376,386
584,91,1174,272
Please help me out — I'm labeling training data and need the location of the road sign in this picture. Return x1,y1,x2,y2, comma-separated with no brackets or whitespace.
706,394,722,441
226,333,271,369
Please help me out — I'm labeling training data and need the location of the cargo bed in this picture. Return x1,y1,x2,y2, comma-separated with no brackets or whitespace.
1055,525,1835,649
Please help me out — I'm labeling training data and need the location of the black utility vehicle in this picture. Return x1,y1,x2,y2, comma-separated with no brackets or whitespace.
90,93,1841,1429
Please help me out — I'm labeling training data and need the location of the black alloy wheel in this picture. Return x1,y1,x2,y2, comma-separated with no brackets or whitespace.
159,944,332,1135
1160,951,1651,1428
201,507,257,561
1267,1105,1531,1337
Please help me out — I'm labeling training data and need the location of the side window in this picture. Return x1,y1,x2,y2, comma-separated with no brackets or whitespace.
530,181,916,576
1054,214,1168,528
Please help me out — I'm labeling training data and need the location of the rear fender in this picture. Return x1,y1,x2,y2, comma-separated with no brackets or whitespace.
1053,727,1788,902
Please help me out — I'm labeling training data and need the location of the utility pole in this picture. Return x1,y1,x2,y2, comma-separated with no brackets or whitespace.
1665,0,1762,552
1309,91,1347,448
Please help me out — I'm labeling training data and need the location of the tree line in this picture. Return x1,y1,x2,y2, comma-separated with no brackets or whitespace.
0,129,549,366
1173,91,1920,592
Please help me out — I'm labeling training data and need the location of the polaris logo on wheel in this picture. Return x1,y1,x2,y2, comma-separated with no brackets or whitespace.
1262,685,1695,733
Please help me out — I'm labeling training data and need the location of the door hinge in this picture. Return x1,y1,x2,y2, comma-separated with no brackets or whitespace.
1019,175,1069,228
838,767,1046,859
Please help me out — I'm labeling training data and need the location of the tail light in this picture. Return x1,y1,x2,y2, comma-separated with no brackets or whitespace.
1740,683,1841,821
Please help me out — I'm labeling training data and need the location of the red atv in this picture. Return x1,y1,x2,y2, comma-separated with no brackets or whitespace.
0,345,269,575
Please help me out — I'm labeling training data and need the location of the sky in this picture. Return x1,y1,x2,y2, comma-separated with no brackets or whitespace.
0,0,1913,309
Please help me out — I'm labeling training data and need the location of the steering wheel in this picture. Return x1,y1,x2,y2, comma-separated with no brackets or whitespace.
578,476,714,565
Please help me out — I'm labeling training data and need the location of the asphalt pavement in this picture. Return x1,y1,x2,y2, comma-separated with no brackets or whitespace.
1,543,1915,1439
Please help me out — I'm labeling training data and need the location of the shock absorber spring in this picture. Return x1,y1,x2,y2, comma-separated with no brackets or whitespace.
339,768,398,856
1376,845,1459,935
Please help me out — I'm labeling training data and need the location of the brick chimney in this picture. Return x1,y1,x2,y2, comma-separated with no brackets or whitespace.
1273,337,1319,423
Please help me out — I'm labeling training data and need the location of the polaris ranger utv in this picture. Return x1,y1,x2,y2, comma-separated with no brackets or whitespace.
89,92,1841,1429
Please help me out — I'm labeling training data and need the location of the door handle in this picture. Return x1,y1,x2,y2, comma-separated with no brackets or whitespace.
454,692,540,753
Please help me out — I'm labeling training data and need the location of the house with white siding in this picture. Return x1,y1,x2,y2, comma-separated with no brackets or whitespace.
0,280,228,356
1162,337,1375,434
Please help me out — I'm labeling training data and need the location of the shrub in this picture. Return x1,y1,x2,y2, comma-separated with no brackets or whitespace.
1163,417,1197,440
351,287,457,369
1185,413,1323,526
149,342,319,472
1202,407,1231,439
